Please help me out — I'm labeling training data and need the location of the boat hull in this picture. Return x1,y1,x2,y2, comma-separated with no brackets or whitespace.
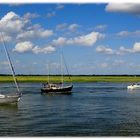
0,95,21,105
127,84,140,90
41,85,73,94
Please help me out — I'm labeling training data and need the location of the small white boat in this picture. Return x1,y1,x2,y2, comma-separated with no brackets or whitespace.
127,83,140,90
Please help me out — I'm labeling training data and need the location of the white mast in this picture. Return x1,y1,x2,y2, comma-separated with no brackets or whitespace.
0,32,20,94
60,47,64,87
47,63,50,84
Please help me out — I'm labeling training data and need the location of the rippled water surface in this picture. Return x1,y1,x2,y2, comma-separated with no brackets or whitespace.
0,82,140,136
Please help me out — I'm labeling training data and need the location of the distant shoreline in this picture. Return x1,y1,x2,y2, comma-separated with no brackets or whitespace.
0,75,140,83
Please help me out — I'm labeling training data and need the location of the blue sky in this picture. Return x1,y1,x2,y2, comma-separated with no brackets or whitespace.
0,3,140,75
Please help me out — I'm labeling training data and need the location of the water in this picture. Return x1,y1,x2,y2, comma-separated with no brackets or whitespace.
0,82,140,136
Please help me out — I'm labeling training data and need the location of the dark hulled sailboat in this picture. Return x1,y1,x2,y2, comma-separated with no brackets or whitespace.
41,49,73,94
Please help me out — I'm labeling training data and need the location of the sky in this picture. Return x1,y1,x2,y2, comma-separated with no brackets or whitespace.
0,3,140,75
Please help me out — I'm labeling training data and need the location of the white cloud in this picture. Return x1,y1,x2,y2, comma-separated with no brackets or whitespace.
117,31,130,37
117,43,140,54
96,46,114,54
95,24,107,31
52,37,67,46
0,11,28,34
117,30,140,37
17,28,53,40
105,3,140,15
0,32,12,42
0,11,54,43
23,12,39,20
53,31,104,47
56,23,67,31
13,41,55,54
46,12,55,18
32,45,55,54
56,23,80,32
96,42,140,55
71,32,104,46
117,46,132,55
68,24,79,32
13,41,34,53
132,42,140,53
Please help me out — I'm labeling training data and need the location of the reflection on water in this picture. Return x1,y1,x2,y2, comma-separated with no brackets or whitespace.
127,88,140,94
0,104,18,111
0,82,140,136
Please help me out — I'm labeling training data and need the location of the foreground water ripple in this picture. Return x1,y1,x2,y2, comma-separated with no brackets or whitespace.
0,82,140,136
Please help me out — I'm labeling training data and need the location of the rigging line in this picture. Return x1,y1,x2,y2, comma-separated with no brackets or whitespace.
0,32,20,94
61,49,72,84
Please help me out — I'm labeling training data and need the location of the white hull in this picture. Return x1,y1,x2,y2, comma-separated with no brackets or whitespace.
127,84,140,90
0,94,20,104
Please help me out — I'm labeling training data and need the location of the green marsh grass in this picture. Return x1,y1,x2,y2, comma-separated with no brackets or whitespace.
0,75,140,83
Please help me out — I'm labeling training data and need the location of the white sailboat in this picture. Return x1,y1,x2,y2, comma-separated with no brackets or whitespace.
41,48,73,94
127,83,140,90
0,32,21,104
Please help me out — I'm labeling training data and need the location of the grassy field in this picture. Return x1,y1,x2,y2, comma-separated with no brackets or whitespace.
0,75,140,83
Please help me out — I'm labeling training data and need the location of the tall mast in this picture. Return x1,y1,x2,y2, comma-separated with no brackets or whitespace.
60,47,63,87
47,63,50,84
61,51,72,85
0,32,20,94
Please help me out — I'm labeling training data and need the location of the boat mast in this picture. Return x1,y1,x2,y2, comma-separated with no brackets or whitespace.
0,32,20,94
60,47,64,87
61,51,72,85
47,63,50,84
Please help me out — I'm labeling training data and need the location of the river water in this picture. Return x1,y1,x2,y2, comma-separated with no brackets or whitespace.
0,82,140,136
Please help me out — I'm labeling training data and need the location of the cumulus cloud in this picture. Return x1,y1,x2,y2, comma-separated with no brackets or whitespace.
23,12,40,20
117,46,132,55
56,23,80,32
17,28,53,40
105,3,140,15
72,32,104,46
0,32,12,42
53,31,104,47
0,11,28,34
96,42,140,55
46,12,55,18
13,41,34,53
56,23,67,31
132,42,140,53
95,24,107,31
32,45,55,54
52,37,67,46
68,24,79,32
117,30,140,38
96,45,132,55
13,41,55,54
96,46,114,54
116,31,130,37
0,11,53,43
